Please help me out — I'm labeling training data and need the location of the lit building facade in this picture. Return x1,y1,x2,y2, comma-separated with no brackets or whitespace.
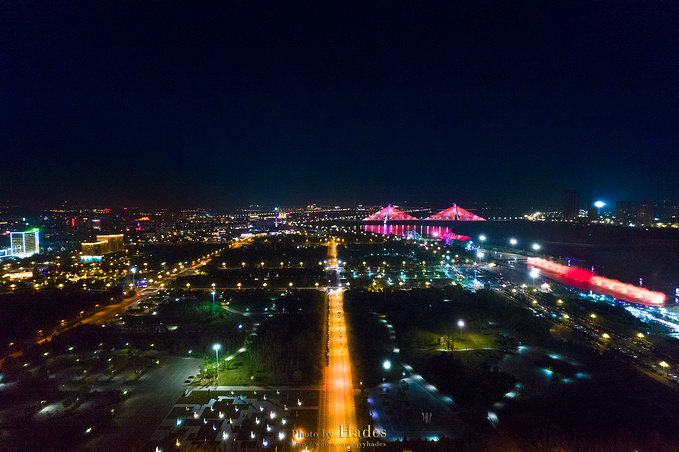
97,234,124,253
9,230,40,258
81,233,124,261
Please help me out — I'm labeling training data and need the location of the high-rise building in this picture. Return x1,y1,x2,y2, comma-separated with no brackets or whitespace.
562,189,580,221
635,200,654,225
587,200,599,221
81,233,124,260
615,201,633,225
9,230,40,258
81,241,108,257
96,234,124,253
655,199,674,222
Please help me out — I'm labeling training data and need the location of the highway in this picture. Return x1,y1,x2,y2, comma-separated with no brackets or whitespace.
319,240,357,449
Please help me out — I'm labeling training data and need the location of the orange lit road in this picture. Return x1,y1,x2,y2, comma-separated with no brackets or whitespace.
1,253,220,367
80,258,210,327
319,240,356,449
36,259,211,345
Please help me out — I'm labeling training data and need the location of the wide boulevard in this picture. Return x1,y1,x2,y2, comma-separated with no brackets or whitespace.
319,239,357,449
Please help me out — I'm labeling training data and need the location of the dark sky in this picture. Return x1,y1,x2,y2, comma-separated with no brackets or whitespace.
2,1,678,209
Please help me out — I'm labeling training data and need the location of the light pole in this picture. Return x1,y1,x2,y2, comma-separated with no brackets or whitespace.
213,344,221,378
594,201,605,220
130,267,136,286
530,268,539,287
211,290,216,305
8,342,14,356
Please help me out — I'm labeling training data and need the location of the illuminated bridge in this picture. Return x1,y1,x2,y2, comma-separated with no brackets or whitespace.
363,204,485,222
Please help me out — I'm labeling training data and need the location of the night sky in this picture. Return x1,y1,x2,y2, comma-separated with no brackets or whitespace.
2,2,678,209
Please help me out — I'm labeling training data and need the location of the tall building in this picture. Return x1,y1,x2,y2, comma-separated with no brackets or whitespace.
615,201,633,225
635,200,654,225
9,230,40,258
81,233,124,261
562,189,580,221
96,234,124,253
655,199,674,222
587,200,598,221
81,241,108,257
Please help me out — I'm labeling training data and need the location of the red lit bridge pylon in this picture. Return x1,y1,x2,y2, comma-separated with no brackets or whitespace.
363,203,485,221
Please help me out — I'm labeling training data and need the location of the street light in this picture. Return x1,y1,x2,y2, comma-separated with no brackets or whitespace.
530,268,539,286
130,267,136,286
213,344,221,376
211,290,216,305
532,243,541,251
593,201,606,221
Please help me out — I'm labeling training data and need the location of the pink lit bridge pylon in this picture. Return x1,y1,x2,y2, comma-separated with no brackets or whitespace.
362,204,486,222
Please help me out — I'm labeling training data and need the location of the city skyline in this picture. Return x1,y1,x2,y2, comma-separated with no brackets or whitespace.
2,2,678,209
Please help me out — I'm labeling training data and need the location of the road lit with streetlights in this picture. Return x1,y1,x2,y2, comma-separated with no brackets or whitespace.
320,240,356,446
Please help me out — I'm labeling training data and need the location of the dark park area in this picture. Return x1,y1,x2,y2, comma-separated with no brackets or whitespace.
344,286,679,451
